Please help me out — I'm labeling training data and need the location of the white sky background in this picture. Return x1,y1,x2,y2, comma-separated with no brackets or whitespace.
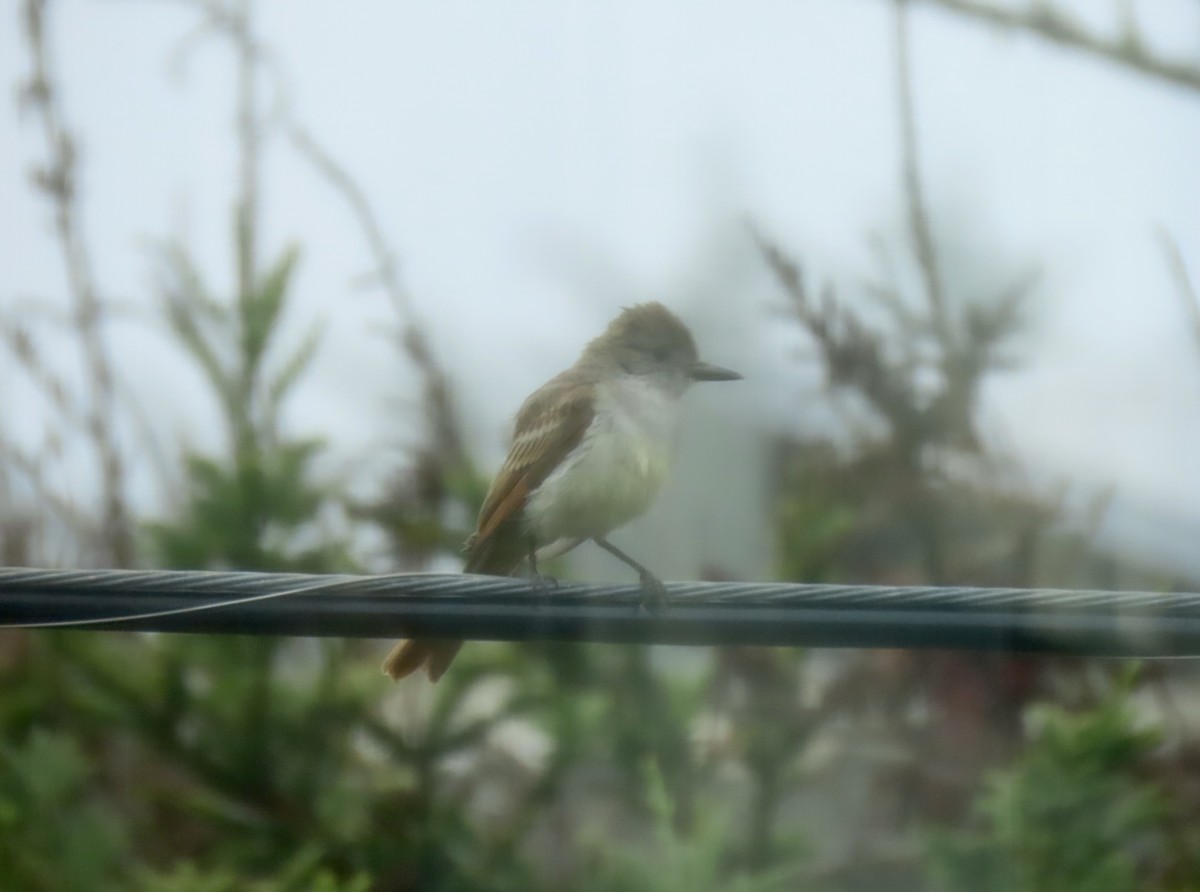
2,0,1198,574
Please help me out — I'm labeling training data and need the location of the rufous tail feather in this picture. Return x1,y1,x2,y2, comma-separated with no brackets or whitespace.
382,518,525,683
381,639,464,682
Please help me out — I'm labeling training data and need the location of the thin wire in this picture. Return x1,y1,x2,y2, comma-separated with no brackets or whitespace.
0,573,383,629
0,568,537,630
0,569,537,630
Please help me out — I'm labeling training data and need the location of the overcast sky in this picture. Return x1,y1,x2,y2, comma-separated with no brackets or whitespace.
2,0,1198,574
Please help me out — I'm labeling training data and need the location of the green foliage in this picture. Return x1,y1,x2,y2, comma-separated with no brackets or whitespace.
148,238,346,573
927,669,1172,892
773,443,868,582
0,729,130,892
18,227,386,888
150,441,342,571
134,846,371,892
350,452,490,569
577,759,802,892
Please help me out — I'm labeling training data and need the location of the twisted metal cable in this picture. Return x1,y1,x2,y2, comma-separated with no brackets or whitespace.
1,566,1199,656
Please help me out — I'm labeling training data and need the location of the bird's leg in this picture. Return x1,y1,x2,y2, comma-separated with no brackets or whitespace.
593,536,670,611
527,535,558,601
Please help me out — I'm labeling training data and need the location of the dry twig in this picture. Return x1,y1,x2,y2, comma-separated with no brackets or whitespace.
16,0,133,566
289,126,466,469
1157,229,1200,360
905,0,1200,95
894,0,949,342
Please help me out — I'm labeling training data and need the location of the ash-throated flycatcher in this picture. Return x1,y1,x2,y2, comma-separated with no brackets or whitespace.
382,302,740,682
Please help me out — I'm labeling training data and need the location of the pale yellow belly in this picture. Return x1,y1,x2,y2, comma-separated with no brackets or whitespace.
525,422,671,541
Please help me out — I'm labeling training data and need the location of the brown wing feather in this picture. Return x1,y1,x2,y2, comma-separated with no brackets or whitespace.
477,478,530,542
465,372,595,573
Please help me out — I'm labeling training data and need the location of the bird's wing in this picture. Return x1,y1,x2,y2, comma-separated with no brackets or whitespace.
465,373,595,571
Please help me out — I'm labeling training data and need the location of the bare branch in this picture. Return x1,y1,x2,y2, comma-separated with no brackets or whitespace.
749,224,923,442
0,319,77,420
907,0,1200,95
19,0,133,566
1157,229,1200,358
0,446,98,548
233,0,260,301
289,125,467,468
894,0,949,341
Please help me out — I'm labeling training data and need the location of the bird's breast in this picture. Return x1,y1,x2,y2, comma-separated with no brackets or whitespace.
525,378,679,540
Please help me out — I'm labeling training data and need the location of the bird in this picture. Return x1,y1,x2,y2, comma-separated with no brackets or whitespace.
382,302,741,682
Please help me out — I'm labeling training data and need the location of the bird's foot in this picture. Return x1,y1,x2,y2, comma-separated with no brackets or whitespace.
529,570,560,605
638,572,670,614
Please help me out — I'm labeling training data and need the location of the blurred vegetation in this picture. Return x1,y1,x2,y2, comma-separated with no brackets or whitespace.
3,0,1199,890
147,239,348,574
927,666,1200,892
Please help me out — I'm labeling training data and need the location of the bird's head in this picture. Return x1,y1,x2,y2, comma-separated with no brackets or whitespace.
584,302,741,395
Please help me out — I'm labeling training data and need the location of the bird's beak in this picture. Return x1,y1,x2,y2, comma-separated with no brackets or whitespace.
688,361,742,382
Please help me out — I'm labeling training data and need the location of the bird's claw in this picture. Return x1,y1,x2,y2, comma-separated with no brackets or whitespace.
638,573,670,614
530,571,559,605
